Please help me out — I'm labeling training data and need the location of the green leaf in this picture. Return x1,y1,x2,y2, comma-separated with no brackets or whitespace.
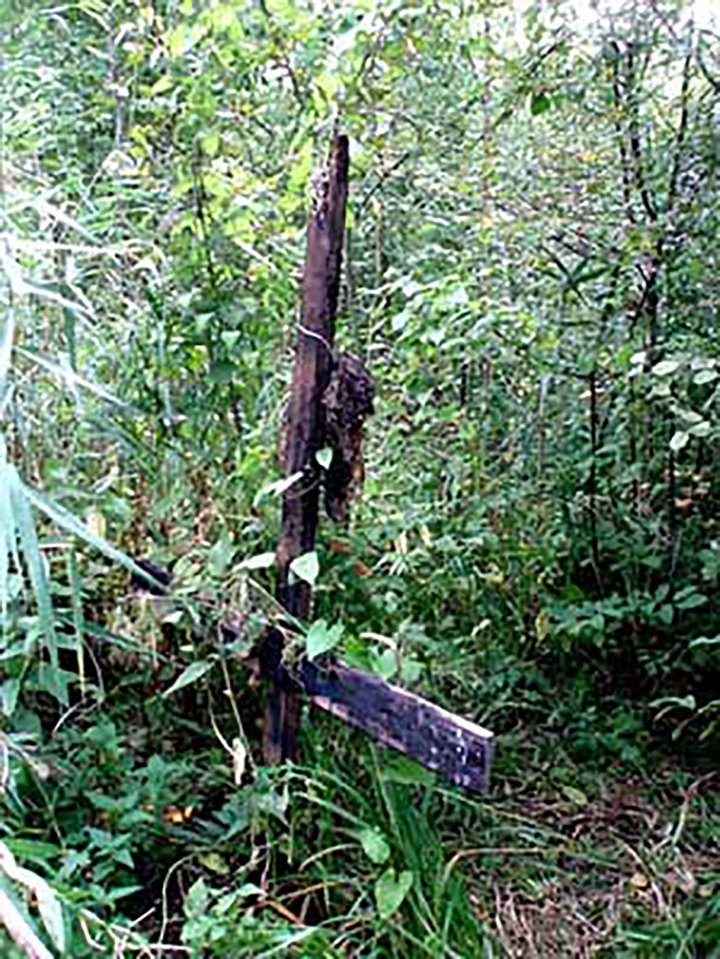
0,678,20,717
375,868,413,920
305,619,343,660
651,694,696,712
184,877,210,920
561,784,588,806
0,305,14,399
290,550,319,586
9,472,64,701
658,604,674,626
316,447,333,470
653,359,680,377
688,421,711,438
669,431,689,451
202,131,220,157
381,756,436,787
400,656,422,684
149,74,175,96
198,852,230,875
690,635,720,647
0,454,20,618
239,551,276,570
391,309,411,333
371,647,397,680
221,330,241,351
693,368,718,385
358,827,390,865
207,535,235,577
163,659,216,698
208,360,237,384
287,140,313,194
530,91,551,116
167,24,190,58
675,591,707,611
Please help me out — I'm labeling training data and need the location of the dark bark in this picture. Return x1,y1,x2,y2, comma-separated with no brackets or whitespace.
265,135,350,764
131,560,495,793
301,660,493,792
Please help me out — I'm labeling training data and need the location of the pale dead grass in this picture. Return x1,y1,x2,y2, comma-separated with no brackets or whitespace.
463,772,718,957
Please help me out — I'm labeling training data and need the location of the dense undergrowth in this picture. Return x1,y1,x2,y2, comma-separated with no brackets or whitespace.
1,0,719,955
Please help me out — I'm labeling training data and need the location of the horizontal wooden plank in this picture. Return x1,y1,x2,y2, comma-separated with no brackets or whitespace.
300,660,493,792
129,560,493,791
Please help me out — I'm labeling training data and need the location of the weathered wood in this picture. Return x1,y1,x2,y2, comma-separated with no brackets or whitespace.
301,660,493,792
266,135,350,763
130,135,495,790
130,562,494,793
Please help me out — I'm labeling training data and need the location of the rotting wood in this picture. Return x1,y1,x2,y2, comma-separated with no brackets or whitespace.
300,660,493,792
323,353,375,523
129,133,495,791
265,134,350,764
130,561,494,793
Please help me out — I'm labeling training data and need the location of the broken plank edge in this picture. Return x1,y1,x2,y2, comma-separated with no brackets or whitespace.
129,560,495,793
300,659,494,794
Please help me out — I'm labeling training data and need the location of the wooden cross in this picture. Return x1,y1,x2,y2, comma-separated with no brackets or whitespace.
260,135,493,792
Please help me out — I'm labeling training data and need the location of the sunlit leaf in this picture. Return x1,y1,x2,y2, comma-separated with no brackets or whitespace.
358,827,390,865
316,447,333,470
163,658,217,698
669,431,689,451
239,551,276,570
693,368,718,385
305,619,343,660
688,421,711,438
653,359,680,377
290,550,319,586
375,868,413,919
0,306,14,394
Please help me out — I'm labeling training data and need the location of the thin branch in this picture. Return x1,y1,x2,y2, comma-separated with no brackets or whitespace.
625,42,657,223
666,49,693,217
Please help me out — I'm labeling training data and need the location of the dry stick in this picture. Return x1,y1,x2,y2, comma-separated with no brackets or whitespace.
264,135,350,764
0,889,53,959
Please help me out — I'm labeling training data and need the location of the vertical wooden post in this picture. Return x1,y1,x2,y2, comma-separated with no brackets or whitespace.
264,135,350,764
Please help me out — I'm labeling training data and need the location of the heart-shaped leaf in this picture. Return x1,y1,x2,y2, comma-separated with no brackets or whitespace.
290,550,319,586
305,619,343,660
375,868,413,919
316,447,333,470
358,827,390,865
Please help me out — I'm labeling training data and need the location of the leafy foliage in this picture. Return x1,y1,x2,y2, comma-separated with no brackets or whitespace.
0,0,718,955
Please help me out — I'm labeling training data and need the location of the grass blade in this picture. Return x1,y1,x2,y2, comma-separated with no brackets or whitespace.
21,480,167,592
